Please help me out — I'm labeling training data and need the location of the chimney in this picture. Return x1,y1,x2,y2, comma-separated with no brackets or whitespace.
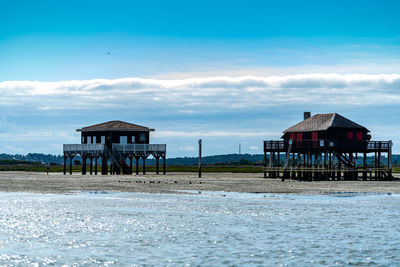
304,112,311,120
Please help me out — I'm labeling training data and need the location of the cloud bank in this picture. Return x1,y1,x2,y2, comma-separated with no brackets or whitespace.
0,74,399,155
1,74,399,113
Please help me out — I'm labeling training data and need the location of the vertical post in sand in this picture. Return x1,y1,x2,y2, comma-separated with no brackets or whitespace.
142,156,146,175
155,156,160,175
198,139,202,178
163,155,166,175
69,156,73,175
388,140,392,178
63,155,66,175
263,141,267,178
95,157,98,175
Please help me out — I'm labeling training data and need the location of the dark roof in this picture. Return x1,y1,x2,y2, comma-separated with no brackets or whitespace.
283,113,369,133
77,121,154,132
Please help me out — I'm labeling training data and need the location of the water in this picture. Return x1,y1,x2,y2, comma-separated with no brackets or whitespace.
0,191,399,266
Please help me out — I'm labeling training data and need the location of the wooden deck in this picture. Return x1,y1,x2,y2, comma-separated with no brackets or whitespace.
63,143,167,175
263,139,393,180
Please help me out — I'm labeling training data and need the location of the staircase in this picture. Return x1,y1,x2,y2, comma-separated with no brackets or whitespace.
111,145,131,174
104,146,130,174
335,152,393,179
335,153,355,168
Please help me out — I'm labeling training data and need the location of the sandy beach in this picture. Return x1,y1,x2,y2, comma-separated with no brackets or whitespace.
0,171,398,194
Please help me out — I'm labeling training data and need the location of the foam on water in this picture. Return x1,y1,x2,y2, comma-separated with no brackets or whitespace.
0,191,399,266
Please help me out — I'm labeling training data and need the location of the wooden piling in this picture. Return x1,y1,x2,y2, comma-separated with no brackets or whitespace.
95,157,98,175
63,155,66,175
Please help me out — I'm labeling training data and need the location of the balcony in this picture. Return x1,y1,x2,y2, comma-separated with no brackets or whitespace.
63,143,166,155
112,144,166,153
264,139,391,152
63,144,105,153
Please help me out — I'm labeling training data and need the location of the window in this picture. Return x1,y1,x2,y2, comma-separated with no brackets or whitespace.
81,136,84,144
101,136,105,144
93,136,97,144
312,132,318,140
120,136,127,144
296,133,302,148
87,136,92,144
139,133,145,142
131,136,135,143
347,132,354,140
312,132,318,147
356,132,363,140
289,133,295,140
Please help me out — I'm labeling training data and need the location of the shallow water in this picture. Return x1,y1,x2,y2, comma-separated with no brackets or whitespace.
0,191,399,266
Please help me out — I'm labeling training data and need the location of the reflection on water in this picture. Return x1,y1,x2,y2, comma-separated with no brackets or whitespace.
0,191,399,265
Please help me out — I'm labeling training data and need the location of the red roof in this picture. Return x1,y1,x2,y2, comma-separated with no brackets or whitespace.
77,121,154,132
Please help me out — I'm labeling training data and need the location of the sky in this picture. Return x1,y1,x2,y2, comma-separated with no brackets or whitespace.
0,0,399,157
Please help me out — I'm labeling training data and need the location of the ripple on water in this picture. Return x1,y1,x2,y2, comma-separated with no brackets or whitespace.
0,192,399,265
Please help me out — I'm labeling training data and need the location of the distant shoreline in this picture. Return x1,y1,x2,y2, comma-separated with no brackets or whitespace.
0,171,399,195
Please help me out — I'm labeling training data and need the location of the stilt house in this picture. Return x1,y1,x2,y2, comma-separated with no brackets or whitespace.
63,121,166,175
263,113,393,180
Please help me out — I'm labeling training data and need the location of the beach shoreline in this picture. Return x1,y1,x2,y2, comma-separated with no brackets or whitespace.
0,171,399,195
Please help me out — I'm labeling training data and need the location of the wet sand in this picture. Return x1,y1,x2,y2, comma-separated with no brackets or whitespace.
0,171,399,195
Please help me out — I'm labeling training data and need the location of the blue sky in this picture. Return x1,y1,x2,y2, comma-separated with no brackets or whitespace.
0,0,399,156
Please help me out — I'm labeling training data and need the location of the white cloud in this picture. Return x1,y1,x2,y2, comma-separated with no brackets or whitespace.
178,146,195,151
2,145,24,154
1,74,400,114
1,74,400,155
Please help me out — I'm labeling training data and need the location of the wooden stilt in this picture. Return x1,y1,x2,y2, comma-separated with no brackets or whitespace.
291,151,295,179
162,156,166,175
63,155,66,175
102,155,108,175
82,156,86,175
374,151,378,180
263,141,267,178
142,156,146,175
95,157,98,175
69,156,73,175
90,157,93,175
135,156,140,175
268,151,273,178
129,156,133,175
324,151,328,180
363,152,367,180
156,156,160,175
378,142,382,179
277,152,280,178
388,140,392,178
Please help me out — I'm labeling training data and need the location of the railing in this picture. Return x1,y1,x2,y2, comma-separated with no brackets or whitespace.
264,141,285,150
63,144,105,153
113,144,167,153
367,141,392,150
64,143,167,153
264,139,334,150
264,139,392,151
